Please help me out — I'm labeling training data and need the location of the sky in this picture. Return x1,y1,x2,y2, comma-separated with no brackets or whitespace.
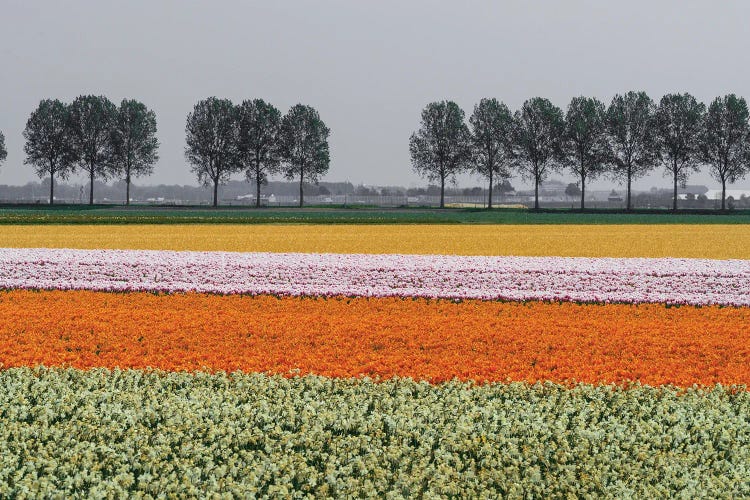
2,0,750,192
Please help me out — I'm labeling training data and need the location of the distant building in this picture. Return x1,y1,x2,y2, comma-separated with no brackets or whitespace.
538,179,567,196
607,190,623,202
705,188,750,200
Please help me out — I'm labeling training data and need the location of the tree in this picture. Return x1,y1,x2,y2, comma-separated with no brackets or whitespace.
698,94,750,210
653,93,705,211
605,91,659,210
494,179,514,194
185,97,239,207
108,99,159,205
22,99,75,204
0,131,6,168
237,99,282,208
565,182,581,199
68,95,117,204
469,98,513,209
409,101,473,208
510,97,565,210
279,104,330,208
562,96,609,210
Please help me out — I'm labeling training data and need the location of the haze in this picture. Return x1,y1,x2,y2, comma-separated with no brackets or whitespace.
2,0,749,191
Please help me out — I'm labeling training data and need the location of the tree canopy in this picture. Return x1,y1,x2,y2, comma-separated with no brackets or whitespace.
108,99,159,205
237,99,282,208
698,94,750,210
185,97,239,207
279,104,330,208
561,96,609,209
68,95,117,204
511,97,565,210
22,99,75,204
0,131,7,167
10,90,750,211
565,182,581,198
469,98,513,208
653,93,705,210
409,101,473,208
605,91,659,210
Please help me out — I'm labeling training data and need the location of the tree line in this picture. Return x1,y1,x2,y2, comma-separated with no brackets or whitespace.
3,92,749,210
410,92,750,210
15,96,159,205
2,96,329,207
184,98,330,207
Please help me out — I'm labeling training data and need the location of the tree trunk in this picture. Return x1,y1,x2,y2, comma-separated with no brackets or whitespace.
49,173,54,205
626,171,632,211
126,173,131,206
487,170,493,209
89,165,94,205
299,168,304,208
256,171,262,209
721,179,727,210
213,179,218,207
534,177,539,210
440,175,445,209
672,163,678,211
580,175,585,210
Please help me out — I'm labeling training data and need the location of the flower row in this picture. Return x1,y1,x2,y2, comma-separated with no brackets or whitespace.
2,367,748,497
2,247,750,306
4,224,750,259
2,290,749,386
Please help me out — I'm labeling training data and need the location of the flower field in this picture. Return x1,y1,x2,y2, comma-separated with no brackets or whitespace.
3,223,750,257
1,224,749,496
3,248,750,305
2,368,748,497
2,290,750,386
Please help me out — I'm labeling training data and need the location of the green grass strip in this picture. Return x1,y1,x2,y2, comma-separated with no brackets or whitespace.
2,205,750,224
0,367,747,497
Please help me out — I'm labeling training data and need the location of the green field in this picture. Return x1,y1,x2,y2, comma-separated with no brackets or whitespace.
2,204,750,224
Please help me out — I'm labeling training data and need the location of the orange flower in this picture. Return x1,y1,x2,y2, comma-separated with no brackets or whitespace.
1,290,748,387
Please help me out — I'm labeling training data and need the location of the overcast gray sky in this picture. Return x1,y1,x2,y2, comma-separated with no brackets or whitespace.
2,0,750,191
